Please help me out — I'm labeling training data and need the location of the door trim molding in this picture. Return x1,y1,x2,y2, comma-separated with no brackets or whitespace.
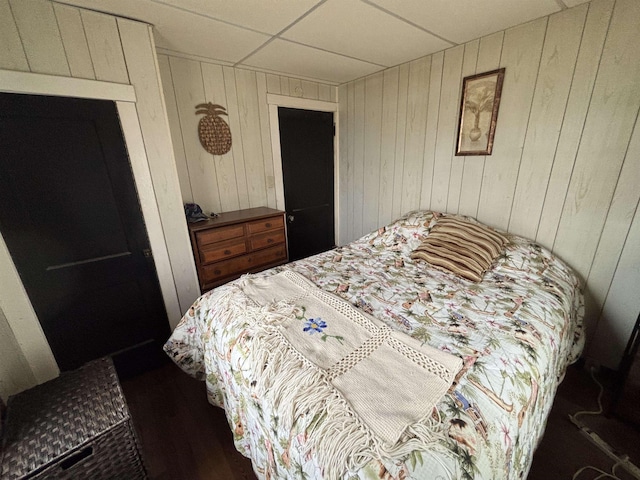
0,70,136,102
0,69,181,385
267,95,340,245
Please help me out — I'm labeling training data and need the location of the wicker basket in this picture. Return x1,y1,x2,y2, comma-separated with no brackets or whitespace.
0,358,146,479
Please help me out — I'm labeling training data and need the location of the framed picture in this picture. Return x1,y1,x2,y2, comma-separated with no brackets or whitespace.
455,68,505,156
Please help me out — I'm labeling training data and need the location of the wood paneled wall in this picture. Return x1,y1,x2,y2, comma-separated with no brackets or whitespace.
158,54,337,215
0,0,199,396
338,0,640,369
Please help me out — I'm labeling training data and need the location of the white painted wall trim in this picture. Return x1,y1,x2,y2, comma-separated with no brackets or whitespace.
267,93,338,112
0,69,180,382
0,69,135,102
267,95,341,244
0,235,58,383
116,101,183,325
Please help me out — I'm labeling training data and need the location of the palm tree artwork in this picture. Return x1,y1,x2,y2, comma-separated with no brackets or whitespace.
464,80,496,143
456,68,505,155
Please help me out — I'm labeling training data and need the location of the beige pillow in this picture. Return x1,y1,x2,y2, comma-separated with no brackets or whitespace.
410,216,508,282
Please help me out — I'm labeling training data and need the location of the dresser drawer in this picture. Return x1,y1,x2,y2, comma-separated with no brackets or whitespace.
246,215,284,235
250,229,285,251
200,238,247,264
197,224,244,247
201,244,287,285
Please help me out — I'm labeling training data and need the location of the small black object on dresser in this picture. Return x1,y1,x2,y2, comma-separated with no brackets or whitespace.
0,357,146,479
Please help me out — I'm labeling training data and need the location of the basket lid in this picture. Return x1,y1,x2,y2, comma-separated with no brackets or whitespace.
0,358,127,479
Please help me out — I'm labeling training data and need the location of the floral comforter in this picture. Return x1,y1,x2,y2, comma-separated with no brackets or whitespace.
164,211,584,479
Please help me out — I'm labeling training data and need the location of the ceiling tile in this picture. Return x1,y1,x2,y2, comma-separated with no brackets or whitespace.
282,0,452,66
367,0,561,44
242,39,381,83
56,0,269,63
562,0,591,6
154,0,323,34
148,7,269,62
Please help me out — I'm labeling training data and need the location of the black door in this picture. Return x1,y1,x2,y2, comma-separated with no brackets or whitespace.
278,107,334,261
0,93,169,373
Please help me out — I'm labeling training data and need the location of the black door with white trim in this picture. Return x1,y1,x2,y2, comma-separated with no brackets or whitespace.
0,93,169,373
278,107,334,261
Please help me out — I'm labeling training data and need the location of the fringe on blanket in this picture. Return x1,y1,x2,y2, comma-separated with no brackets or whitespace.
215,282,450,479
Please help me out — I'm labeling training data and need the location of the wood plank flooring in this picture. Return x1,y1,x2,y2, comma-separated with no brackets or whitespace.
121,361,640,479
120,361,255,480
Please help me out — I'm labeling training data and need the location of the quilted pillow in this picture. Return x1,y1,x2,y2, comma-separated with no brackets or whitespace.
410,216,508,282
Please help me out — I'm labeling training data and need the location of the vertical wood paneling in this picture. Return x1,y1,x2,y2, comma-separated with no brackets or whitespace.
459,32,504,218
363,72,383,234
235,69,268,207
330,87,338,103
169,57,222,214
346,82,356,241
319,84,332,102
400,57,430,215
419,52,443,210
553,0,640,280
223,66,250,209
391,63,410,221
160,59,334,217
431,45,464,212
289,77,302,97
266,74,281,94
201,63,240,212
280,77,290,96
256,72,277,208
477,18,547,230
431,46,463,212
53,4,95,79
301,80,319,100
338,83,349,244
536,0,615,248
353,80,366,238
378,67,399,226
158,54,193,203
0,0,28,71
447,41,478,213
336,0,639,369
118,20,200,313
585,115,640,337
10,0,69,76
589,208,640,368
81,11,128,83
508,5,588,239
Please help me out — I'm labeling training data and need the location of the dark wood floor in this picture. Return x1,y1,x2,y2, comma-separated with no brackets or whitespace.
120,361,255,480
121,361,640,479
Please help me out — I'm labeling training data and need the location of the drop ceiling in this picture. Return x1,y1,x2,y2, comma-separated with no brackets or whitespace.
56,0,590,85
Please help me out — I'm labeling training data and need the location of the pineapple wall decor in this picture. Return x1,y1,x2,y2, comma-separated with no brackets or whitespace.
196,102,232,155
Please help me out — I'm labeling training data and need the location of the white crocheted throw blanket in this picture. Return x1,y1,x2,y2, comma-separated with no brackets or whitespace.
234,270,462,477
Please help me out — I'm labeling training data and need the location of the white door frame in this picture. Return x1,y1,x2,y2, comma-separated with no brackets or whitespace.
0,70,182,384
267,93,340,244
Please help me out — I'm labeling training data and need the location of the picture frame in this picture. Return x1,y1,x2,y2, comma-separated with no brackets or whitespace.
455,68,505,156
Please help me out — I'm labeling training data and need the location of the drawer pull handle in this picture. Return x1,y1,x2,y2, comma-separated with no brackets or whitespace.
267,238,273,243
224,249,231,255
60,446,93,470
214,269,221,275
265,222,271,228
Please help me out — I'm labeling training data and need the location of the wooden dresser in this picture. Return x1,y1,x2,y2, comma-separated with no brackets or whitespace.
188,207,288,292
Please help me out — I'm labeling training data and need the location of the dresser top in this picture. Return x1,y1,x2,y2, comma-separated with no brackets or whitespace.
188,207,284,232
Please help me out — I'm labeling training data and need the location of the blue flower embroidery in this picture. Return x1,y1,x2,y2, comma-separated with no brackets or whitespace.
303,318,327,334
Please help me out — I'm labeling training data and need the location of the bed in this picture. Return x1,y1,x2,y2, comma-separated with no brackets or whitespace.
164,210,584,479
